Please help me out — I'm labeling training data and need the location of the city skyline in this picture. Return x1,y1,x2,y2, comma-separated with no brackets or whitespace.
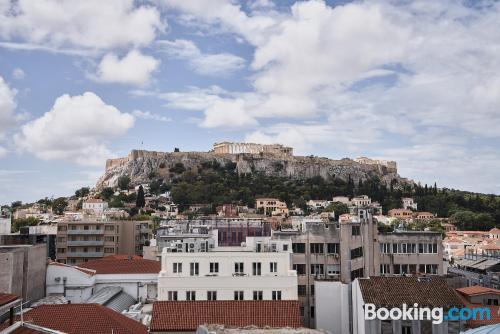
1,0,500,204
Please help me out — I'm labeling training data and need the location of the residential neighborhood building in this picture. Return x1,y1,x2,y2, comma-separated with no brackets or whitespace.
402,197,418,210
0,212,11,234
256,198,289,216
55,216,152,264
82,198,108,214
158,236,297,302
456,286,500,327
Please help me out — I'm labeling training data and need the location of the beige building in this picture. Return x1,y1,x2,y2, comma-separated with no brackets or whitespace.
56,217,152,265
213,142,293,156
256,198,289,216
388,208,413,218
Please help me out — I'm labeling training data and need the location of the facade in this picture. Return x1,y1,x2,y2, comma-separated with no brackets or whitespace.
402,197,418,210
82,198,108,214
158,236,297,302
213,142,293,157
0,213,11,234
0,244,47,303
55,217,153,264
256,198,289,216
377,231,444,276
306,200,332,210
388,208,413,218
0,225,57,260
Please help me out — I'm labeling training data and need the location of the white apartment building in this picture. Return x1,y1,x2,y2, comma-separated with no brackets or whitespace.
0,216,11,234
158,237,298,302
82,199,108,214
402,197,418,210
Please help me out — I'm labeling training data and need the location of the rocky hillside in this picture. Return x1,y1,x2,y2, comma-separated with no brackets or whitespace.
96,149,411,189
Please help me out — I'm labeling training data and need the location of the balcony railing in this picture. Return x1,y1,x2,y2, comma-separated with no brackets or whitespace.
67,229,104,235
67,240,104,246
66,251,104,257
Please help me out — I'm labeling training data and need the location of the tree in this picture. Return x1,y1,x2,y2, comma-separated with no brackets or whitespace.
52,197,68,215
117,175,131,190
12,217,39,233
324,202,349,217
75,187,90,198
100,187,114,201
136,185,145,208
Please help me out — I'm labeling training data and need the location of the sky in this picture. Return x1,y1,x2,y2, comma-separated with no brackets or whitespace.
1,0,500,205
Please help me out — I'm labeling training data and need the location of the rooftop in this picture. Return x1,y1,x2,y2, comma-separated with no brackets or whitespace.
358,276,464,309
150,300,301,332
77,255,161,274
0,293,19,307
12,304,147,334
456,286,500,297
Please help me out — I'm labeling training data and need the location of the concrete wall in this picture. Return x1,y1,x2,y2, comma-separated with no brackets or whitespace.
315,281,350,334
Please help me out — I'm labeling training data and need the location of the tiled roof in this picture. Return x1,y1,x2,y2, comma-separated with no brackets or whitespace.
358,276,464,309
457,294,500,327
48,261,96,276
489,228,500,234
78,255,160,274
0,293,19,307
456,286,500,297
19,304,147,334
84,199,104,203
150,300,302,332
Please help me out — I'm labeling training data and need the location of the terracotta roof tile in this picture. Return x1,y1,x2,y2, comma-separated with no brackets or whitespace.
0,293,19,307
456,286,500,297
78,255,160,274
456,294,500,327
18,304,147,334
150,300,302,332
358,276,464,310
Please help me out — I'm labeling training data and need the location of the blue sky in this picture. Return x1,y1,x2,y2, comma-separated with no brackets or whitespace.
1,0,500,204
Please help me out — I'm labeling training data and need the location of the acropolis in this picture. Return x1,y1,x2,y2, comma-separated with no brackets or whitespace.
213,142,293,157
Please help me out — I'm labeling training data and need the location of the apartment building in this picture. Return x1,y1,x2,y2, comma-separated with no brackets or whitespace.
158,236,297,302
256,198,289,216
55,217,152,264
272,209,378,327
377,231,444,275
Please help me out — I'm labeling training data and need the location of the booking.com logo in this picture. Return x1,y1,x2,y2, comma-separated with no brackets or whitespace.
365,303,491,324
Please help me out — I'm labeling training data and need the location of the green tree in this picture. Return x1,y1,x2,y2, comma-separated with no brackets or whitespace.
324,202,349,217
136,185,145,208
117,175,131,190
100,187,114,201
52,197,68,215
12,217,39,233
75,187,90,198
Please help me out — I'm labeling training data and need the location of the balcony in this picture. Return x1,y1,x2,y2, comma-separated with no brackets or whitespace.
140,228,152,234
67,240,104,246
66,251,104,258
67,229,104,235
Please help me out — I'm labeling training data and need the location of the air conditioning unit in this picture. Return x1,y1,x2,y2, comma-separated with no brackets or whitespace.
55,277,61,282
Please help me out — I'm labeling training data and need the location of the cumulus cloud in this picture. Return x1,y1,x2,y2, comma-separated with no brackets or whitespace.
132,110,171,122
93,50,160,86
0,0,164,50
0,76,16,138
14,92,134,166
158,39,245,76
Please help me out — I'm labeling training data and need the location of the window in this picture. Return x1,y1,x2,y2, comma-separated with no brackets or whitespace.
167,291,178,301
210,262,219,273
293,264,306,275
105,225,114,231
298,285,306,296
186,291,196,301
311,306,315,318
173,262,182,273
380,243,391,254
311,285,315,296
326,264,340,275
234,291,244,300
207,291,217,301
253,291,263,300
283,244,289,251
486,299,499,306
252,262,261,276
270,262,278,273
300,306,305,317
292,243,305,253
311,264,324,275
402,325,412,334
419,243,438,254
352,226,361,236
190,263,199,276
104,236,114,242
104,247,114,253
350,247,363,259
272,291,282,300
350,268,364,280
310,243,324,254
234,262,244,274
380,264,390,275
327,243,339,254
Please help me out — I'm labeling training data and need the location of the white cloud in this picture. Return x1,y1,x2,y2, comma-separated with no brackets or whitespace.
0,146,6,158
0,0,165,50
0,76,16,138
93,50,160,86
14,92,134,166
132,110,171,122
158,39,245,76
12,68,25,79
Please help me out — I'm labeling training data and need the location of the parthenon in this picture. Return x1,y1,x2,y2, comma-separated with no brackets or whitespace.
213,142,293,157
